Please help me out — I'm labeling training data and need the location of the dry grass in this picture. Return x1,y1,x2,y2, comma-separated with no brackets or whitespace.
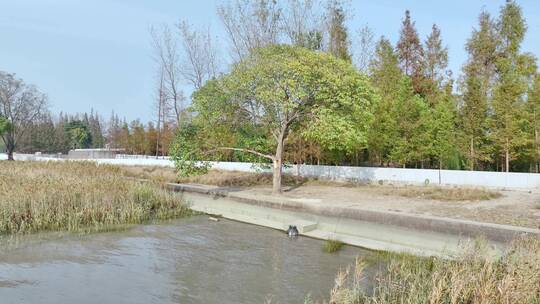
303,179,501,201
116,165,180,183
176,169,307,187
0,161,192,234
367,184,502,201
326,237,540,304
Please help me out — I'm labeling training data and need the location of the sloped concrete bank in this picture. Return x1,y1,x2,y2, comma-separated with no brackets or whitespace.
167,183,540,256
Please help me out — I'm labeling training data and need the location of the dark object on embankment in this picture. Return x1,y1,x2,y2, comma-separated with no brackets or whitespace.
287,225,299,237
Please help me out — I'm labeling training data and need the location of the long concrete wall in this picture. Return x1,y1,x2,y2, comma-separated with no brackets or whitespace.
297,165,540,189
4,153,540,189
111,155,540,189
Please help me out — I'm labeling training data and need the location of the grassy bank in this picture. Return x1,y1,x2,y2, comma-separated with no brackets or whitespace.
0,161,192,234
367,184,501,201
323,239,345,253
326,237,540,304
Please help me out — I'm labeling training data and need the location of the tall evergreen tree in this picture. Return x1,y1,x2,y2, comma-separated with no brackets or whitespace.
146,122,158,156
107,111,123,149
130,119,146,154
120,120,130,152
459,10,498,170
390,77,430,167
426,84,457,170
64,120,92,150
326,0,351,62
527,74,540,172
491,0,534,172
424,24,449,100
88,110,105,148
396,10,425,95
367,37,402,164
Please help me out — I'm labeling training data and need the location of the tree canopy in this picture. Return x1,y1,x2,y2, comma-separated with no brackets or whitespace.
171,44,377,193
64,120,93,149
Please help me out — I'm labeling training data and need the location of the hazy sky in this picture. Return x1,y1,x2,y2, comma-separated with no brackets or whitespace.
1,0,539,122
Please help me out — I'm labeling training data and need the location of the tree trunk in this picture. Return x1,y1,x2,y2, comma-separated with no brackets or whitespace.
272,157,282,194
470,137,474,171
505,138,510,173
438,158,442,185
7,146,14,161
505,149,510,173
272,129,286,195
534,128,540,173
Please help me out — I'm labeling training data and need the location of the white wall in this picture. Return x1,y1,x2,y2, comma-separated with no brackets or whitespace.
297,165,540,188
4,153,540,189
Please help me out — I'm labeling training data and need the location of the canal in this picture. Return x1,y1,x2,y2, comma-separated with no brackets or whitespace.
0,216,369,303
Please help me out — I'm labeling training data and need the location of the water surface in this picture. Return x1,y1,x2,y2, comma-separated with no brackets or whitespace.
0,216,367,304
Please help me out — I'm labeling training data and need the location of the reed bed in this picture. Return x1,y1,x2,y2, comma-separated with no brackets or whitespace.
326,237,540,304
0,161,191,234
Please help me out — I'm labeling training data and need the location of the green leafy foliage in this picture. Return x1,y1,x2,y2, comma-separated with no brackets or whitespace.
170,45,377,188
490,1,536,171
169,124,211,177
64,120,92,149
0,116,11,137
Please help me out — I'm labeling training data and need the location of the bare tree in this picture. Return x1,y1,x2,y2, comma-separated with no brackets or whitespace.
217,0,282,61
154,67,165,157
177,21,219,90
282,0,325,49
355,24,375,73
0,71,48,160
151,25,185,126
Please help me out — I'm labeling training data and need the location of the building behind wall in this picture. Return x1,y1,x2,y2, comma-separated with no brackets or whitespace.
67,148,124,159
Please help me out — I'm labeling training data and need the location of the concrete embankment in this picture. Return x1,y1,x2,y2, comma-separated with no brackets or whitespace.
167,183,540,257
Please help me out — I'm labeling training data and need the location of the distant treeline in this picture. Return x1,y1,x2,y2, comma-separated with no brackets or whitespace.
16,111,175,156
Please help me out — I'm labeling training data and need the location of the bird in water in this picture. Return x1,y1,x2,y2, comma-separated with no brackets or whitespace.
287,225,299,237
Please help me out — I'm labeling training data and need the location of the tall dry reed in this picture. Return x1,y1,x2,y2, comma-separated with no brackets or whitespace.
327,237,540,304
0,161,191,234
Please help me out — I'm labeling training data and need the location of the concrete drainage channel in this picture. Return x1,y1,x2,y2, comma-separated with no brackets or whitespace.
179,192,466,257
168,184,540,257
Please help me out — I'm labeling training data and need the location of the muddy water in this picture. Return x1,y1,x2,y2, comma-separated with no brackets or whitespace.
0,216,368,304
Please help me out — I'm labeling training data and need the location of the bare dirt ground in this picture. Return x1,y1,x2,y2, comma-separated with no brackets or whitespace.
116,166,540,229
236,184,540,229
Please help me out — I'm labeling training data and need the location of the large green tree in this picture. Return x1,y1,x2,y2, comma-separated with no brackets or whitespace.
367,37,402,165
491,1,536,172
171,45,376,193
425,85,457,170
459,10,498,170
527,74,540,171
390,77,430,167
64,120,92,150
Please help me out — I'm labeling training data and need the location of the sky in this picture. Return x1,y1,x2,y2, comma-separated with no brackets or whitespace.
0,0,539,123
